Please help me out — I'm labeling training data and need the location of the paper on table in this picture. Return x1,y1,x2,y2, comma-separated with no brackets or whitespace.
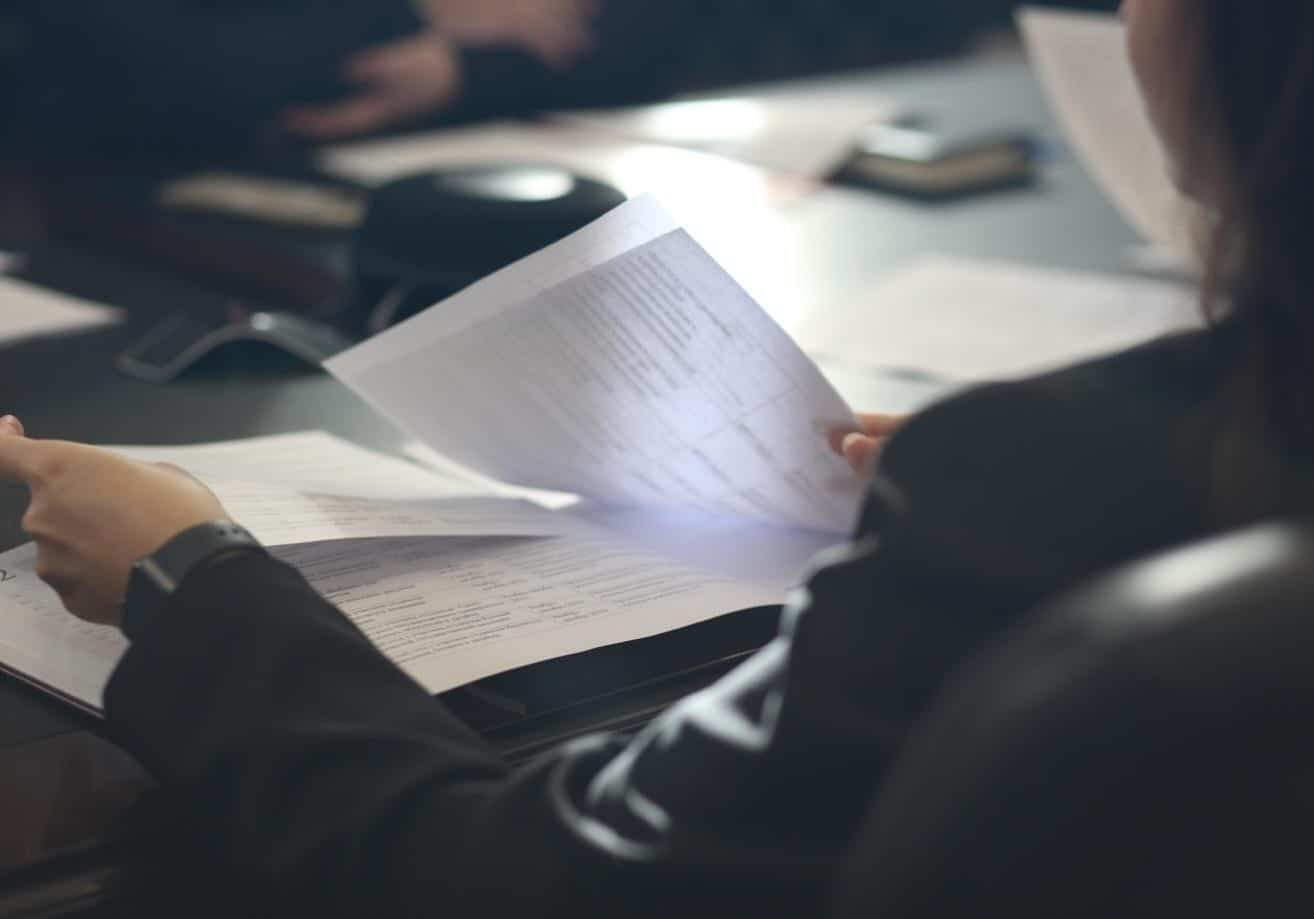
556,91,893,178
797,255,1203,382
0,277,120,347
0,544,124,712
0,522,785,710
328,197,862,535
110,432,574,547
1019,8,1199,264
276,533,782,696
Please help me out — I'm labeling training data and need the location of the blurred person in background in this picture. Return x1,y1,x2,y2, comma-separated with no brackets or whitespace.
8,0,1117,155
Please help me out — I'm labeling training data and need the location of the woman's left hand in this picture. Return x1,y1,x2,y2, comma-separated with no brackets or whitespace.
0,416,230,626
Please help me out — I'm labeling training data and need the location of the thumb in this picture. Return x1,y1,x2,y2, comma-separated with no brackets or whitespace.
841,433,881,478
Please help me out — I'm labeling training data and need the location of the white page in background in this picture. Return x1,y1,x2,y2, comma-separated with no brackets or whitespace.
557,92,893,178
108,433,571,547
275,532,784,696
0,276,120,346
330,200,862,534
1019,8,1199,264
798,255,1202,383
0,544,124,710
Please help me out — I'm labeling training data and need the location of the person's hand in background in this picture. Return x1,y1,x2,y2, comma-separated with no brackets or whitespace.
0,416,229,626
282,0,600,140
427,0,600,69
282,31,464,140
828,414,906,479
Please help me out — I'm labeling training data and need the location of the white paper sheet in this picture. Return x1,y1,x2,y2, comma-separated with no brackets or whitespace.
110,432,574,547
328,197,862,534
0,522,786,709
1019,8,1200,263
797,255,1203,382
556,91,893,178
0,544,125,711
275,533,782,696
0,277,120,346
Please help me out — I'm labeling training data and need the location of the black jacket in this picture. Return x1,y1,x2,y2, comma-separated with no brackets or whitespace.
103,328,1263,918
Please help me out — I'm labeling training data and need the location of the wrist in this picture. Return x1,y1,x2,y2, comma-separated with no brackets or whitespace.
122,522,266,640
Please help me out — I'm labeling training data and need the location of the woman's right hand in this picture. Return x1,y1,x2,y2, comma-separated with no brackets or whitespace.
0,416,230,626
828,414,906,479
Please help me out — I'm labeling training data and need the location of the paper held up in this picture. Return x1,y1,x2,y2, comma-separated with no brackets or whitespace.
1018,7,1202,267
0,277,121,347
327,195,863,536
797,255,1203,383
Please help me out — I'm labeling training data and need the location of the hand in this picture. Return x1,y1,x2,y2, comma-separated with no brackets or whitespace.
828,414,907,479
0,416,229,626
424,0,600,69
282,33,464,141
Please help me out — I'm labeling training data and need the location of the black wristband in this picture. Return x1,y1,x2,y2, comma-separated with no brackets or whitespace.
123,521,265,641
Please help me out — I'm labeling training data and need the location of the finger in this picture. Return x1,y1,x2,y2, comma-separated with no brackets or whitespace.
0,429,43,482
828,414,907,455
841,433,881,478
1,415,24,437
855,413,907,439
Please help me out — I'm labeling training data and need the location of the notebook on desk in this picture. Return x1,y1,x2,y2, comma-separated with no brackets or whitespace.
0,197,860,715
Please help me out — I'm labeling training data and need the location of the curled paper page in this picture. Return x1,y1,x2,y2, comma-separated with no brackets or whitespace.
1019,7,1202,266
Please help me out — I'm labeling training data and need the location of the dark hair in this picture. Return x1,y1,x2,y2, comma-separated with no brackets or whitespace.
1198,2,1314,455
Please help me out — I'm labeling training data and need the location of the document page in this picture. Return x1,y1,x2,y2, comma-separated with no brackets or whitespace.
275,532,782,695
0,524,785,709
798,255,1202,382
109,432,574,547
0,544,125,712
328,198,862,535
1019,8,1199,264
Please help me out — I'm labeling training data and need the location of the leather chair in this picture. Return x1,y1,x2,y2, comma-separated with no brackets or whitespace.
835,524,1314,917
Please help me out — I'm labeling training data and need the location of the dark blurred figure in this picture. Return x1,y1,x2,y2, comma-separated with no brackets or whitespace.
7,1,1119,157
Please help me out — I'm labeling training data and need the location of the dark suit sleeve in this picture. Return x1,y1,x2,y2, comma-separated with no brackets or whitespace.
102,340,1212,918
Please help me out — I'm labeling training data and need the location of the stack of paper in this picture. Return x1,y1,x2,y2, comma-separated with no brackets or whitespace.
0,197,858,712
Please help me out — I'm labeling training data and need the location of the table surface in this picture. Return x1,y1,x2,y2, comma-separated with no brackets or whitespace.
0,45,1144,909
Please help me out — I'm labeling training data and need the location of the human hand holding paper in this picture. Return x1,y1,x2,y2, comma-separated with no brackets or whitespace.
327,196,865,535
